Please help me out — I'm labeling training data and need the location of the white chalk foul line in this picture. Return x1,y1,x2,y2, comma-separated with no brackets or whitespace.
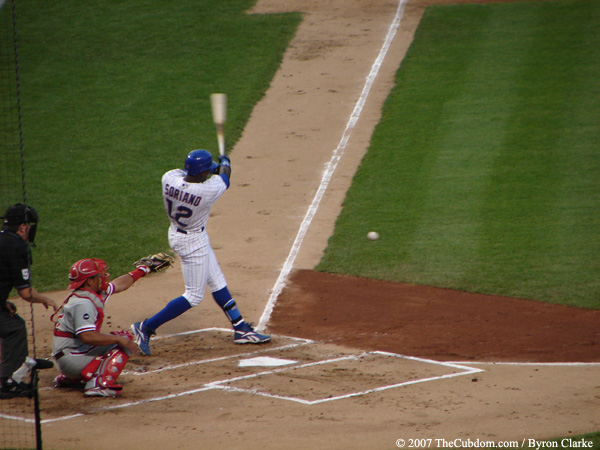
208,351,482,406
448,361,600,367
256,0,408,332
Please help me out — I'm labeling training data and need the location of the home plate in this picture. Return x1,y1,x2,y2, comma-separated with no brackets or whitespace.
239,357,297,367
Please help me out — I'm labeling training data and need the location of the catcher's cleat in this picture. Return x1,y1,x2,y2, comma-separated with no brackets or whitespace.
131,321,154,356
84,386,122,398
233,323,271,344
53,374,85,389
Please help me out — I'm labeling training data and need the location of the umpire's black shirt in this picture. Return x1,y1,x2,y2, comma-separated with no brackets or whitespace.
0,230,32,307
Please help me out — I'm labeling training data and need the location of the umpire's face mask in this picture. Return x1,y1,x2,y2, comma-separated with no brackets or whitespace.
25,206,38,246
27,222,38,246
17,222,37,247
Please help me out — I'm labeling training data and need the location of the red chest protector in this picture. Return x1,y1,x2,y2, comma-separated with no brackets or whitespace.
53,288,107,338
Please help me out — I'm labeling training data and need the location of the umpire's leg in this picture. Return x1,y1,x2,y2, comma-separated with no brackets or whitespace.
0,310,28,386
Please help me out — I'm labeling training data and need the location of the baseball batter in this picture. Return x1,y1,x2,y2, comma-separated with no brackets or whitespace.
131,150,270,356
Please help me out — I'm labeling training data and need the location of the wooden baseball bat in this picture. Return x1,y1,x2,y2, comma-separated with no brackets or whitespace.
210,93,227,156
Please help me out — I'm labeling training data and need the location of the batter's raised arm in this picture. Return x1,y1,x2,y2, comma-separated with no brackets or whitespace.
218,154,231,187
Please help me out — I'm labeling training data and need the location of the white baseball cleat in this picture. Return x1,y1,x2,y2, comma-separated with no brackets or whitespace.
84,386,122,398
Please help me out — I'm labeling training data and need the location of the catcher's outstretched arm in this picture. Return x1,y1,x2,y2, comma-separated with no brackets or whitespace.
112,267,149,293
108,252,175,293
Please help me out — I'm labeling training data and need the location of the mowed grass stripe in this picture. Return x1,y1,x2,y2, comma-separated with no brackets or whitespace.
401,5,537,289
475,2,600,305
317,0,600,309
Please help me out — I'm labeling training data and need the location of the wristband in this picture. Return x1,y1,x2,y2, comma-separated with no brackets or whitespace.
128,266,149,282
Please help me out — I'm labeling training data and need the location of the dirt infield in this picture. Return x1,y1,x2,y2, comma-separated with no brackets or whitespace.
272,269,600,364
6,0,599,449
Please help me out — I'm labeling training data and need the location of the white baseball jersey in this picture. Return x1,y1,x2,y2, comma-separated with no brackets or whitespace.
162,169,227,233
162,169,229,306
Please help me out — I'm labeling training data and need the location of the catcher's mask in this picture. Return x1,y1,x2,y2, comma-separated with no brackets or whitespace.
68,258,110,291
2,203,39,245
184,149,218,176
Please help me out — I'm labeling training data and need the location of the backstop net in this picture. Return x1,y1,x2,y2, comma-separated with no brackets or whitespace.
1,0,44,449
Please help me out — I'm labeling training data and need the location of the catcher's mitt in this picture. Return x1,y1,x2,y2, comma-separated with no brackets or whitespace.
133,252,174,273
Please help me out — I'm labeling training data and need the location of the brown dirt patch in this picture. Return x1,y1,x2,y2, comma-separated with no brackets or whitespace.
271,269,600,363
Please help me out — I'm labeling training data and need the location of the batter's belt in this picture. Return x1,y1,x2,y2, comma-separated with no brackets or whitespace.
176,226,204,234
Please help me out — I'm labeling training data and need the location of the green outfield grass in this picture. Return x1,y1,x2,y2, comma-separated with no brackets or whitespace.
316,0,600,309
14,0,300,291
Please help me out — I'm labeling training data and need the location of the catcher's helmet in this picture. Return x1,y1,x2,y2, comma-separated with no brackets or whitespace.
2,203,39,244
184,149,218,176
68,258,110,290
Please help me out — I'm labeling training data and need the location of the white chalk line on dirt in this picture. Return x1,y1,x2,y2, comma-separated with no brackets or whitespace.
256,0,408,332
4,327,598,425
208,351,482,405
21,331,476,424
40,347,482,422
449,361,600,367
122,328,313,376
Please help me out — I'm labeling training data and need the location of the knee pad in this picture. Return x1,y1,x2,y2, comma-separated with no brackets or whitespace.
82,348,129,388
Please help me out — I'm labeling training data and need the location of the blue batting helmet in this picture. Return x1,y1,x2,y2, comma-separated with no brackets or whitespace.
184,149,218,176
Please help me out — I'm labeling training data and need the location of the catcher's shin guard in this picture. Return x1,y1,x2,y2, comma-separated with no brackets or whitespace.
80,355,104,381
84,348,129,389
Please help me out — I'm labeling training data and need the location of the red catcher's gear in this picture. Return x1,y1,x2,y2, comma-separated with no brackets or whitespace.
68,258,110,290
82,348,129,388
79,347,129,388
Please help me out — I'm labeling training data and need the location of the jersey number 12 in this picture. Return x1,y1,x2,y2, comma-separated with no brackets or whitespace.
166,199,193,227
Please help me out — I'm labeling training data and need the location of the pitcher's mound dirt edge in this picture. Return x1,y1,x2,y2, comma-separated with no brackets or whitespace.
269,269,600,363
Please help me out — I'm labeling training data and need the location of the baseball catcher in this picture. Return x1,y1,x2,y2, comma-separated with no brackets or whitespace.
52,258,155,397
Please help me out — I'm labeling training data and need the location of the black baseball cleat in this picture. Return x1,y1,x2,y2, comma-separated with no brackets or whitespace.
0,380,33,399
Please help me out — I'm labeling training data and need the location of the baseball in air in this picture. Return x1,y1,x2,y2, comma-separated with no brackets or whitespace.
367,231,379,241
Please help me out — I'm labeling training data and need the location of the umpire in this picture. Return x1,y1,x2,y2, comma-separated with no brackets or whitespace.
0,203,57,398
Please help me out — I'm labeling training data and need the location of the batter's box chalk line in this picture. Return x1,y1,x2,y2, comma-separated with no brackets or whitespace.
205,351,483,406
123,327,313,376
22,328,483,424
